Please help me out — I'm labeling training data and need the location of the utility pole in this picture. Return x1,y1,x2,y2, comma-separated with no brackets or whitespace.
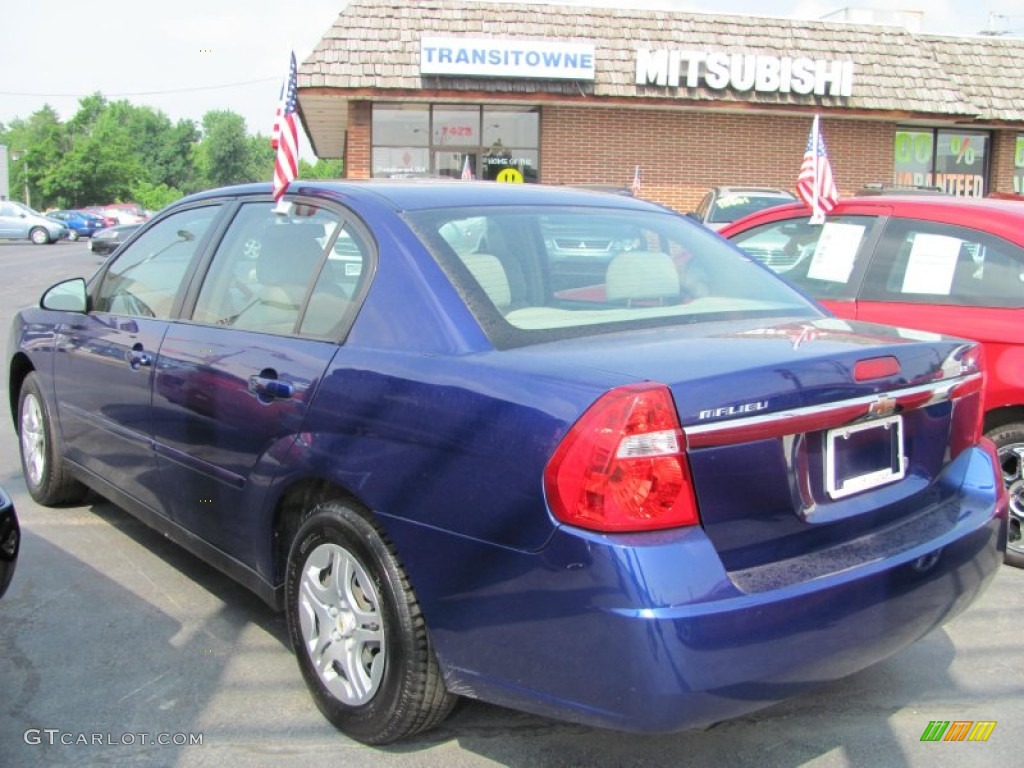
10,149,30,208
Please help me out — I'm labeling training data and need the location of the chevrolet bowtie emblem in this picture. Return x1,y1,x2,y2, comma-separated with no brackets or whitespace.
868,395,897,417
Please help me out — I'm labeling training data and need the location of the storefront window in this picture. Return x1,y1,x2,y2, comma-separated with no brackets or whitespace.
372,104,540,181
483,107,539,147
372,104,429,146
372,147,430,178
433,106,480,146
481,107,539,183
893,128,989,197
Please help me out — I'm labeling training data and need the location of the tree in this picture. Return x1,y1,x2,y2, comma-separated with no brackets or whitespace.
131,181,183,212
300,158,345,179
246,133,276,184
1,97,337,210
44,110,142,207
195,111,252,188
1,106,66,208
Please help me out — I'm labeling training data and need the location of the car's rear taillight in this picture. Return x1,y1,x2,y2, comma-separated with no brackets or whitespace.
946,343,986,457
544,383,699,532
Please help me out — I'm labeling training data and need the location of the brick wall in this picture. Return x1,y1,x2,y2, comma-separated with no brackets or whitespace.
989,129,1019,195
346,101,372,179
540,106,895,212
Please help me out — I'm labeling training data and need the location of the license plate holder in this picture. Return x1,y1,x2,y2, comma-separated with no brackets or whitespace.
825,415,905,499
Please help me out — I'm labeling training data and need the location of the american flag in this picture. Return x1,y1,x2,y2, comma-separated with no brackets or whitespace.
796,115,838,223
273,51,300,202
461,154,473,180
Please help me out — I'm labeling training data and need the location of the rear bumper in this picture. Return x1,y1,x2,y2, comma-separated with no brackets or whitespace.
393,442,1005,732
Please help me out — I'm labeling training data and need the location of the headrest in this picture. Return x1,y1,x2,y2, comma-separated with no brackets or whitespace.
256,222,325,284
463,253,512,309
605,251,680,303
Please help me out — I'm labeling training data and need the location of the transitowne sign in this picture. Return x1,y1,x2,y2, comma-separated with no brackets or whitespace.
421,37,596,80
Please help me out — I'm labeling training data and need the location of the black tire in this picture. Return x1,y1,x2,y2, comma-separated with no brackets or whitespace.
984,422,1024,568
29,227,50,245
67,230,80,242
17,373,88,506
285,500,456,744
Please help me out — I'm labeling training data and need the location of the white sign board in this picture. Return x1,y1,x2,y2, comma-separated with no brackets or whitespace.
421,37,596,81
901,233,962,295
636,50,854,96
806,222,865,283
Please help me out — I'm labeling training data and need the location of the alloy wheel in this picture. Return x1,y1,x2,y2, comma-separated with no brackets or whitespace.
297,542,386,705
998,442,1024,556
20,393,46,488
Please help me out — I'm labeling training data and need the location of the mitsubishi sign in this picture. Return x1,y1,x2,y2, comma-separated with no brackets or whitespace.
636,49,854,97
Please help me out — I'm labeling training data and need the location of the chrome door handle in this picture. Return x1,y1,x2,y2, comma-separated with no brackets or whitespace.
248,375,294,400
125,344,152,369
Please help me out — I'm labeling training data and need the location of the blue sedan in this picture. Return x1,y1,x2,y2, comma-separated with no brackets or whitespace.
7,181,1006,744
47,209,105,241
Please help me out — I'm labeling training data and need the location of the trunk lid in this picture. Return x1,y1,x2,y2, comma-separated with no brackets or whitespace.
529,316,984,574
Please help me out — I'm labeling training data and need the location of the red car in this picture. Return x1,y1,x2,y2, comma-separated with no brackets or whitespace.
721,195,1024,565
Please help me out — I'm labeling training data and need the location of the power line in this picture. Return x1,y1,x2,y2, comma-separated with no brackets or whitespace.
0,77,280,99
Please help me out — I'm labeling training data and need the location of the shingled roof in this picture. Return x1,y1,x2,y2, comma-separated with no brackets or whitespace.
297,0,1024,156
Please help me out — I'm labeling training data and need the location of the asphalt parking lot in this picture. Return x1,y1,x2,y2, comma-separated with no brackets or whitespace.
0,239,1021,768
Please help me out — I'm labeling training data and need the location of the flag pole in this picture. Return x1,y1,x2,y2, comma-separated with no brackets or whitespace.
811,115,820,223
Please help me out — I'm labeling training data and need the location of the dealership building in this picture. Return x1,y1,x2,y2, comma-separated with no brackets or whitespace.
296,0,1024,212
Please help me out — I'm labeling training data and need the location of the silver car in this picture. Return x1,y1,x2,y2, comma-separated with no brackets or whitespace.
0,200,68,244
689,186,797,231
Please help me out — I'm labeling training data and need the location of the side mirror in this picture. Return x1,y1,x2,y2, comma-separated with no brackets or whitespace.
40,278,88,313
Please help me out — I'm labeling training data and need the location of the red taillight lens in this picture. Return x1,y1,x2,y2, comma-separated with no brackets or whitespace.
544,383,699,532
948,344,986,457
854,355,900,382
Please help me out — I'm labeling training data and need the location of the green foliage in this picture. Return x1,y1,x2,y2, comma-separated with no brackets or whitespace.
246,133,276,184
195,111,253,188
300,158,344,179
130,181,183,212
2,94,321,209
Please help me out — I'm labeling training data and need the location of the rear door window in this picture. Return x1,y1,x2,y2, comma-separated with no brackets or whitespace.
860,219,1024,307
191,201,372,339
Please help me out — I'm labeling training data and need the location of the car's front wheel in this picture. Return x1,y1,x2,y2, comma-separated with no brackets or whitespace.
285,500,455,744
18,373,88,506
67,230,79,241
985,422,1024,567
29,227,51,245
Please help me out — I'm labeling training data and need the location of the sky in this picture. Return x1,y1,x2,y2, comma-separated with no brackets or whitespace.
1,0,1021,161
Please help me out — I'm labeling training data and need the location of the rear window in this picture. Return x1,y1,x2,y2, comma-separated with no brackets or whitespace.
708,193,793,223
407,205,820,347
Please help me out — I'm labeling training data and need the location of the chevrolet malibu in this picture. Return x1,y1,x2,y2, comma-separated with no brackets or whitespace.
7,181,1006,744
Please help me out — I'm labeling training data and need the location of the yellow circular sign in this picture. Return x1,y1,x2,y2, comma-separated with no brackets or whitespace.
495,168,524,183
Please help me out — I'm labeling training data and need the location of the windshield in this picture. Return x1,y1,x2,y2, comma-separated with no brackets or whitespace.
708,193,793,224
407,205,821,347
